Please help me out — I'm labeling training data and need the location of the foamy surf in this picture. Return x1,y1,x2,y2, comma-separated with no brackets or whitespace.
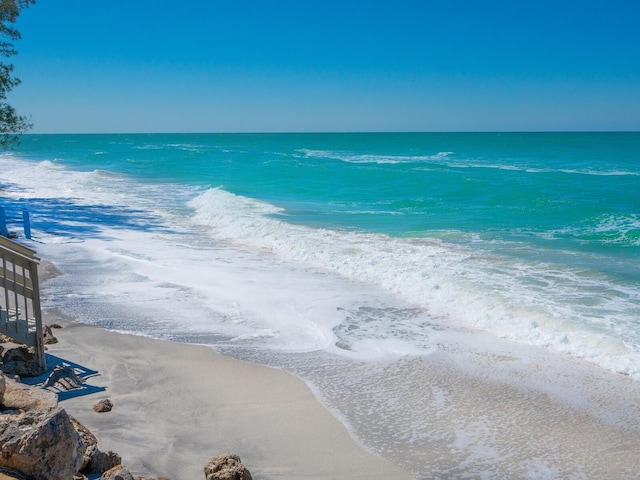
188,186,640,378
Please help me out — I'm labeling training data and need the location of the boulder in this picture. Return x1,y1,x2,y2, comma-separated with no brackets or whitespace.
0,468,27,479
100,465,134,480
43,325,58,345
69,415,121,475
70,415,98,450
0,373,5,405
70,416,98,472
82,444,122,475
204,454,252,480
0,406,85,479
1,376,57,412
93,399,114,413
1,347,45,377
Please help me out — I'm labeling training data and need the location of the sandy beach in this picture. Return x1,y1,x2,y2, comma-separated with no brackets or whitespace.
41,311,640,480
41,311,414,480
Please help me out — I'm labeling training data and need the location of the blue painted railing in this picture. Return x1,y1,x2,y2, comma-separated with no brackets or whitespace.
0,206,32,239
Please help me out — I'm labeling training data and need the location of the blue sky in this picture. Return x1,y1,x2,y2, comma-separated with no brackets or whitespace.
10,0,640,133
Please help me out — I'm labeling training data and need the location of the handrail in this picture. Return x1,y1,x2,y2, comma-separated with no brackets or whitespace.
0,236,46,372
0,235,39,263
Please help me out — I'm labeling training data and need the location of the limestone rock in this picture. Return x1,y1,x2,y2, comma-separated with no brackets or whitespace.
70,416,97,449
2,348,30,363
70,413,122,475
0,468,27,479
43,325,58,345
0,373,5,405
70,416,98,472
204,454,252,480
1,347,45,377
2,377,57,411
0,406,84,480
70,415,121,475
93,399,114,413
82,444,122,475
100,465,134,480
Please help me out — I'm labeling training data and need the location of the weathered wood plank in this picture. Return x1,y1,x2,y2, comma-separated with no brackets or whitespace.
0,236,45,371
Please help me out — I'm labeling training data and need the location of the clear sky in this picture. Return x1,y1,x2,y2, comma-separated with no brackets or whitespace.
10,0,640,133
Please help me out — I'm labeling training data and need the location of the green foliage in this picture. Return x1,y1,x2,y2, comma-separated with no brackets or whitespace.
0,0,35,149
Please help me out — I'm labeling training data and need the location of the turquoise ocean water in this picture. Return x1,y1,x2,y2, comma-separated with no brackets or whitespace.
2,132,640,477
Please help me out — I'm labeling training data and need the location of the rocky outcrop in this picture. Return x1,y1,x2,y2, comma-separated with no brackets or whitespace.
83,445,122,475
1,347,45,377
204,454,252,480
70,415,97,450
0,373,5,404
1,377,57,412
0,468,27,479
0,371,255,480
69,414,122,475
0,375,84,479
0,406,85,480
100,464,134,480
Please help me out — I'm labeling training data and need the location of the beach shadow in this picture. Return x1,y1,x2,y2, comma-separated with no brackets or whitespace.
1,196,174,242
20,353,106,401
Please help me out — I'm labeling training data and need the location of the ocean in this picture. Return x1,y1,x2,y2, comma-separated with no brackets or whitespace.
1,132,639,478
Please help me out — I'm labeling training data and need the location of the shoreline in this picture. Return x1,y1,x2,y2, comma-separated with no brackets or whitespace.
43,311,640,479
32,258,640,478
42,311,414,480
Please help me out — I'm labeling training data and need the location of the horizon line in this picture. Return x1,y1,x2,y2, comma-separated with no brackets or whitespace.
21,130,640,136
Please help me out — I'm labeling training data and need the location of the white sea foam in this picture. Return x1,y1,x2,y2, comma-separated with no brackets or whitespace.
298,149,640,177
543,214,640,246
165,143,207,152
188,187,640,378
299,149,453,164
412,159,640,176
2,154,639,377
594,214,640,238
0,157,398,355
559,168,640,176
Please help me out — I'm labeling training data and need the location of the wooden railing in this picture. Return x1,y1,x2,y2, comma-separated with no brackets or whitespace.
0,235,45,371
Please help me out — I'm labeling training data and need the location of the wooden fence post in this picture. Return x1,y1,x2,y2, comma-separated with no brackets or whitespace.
0,206,7,237
22,210,31,240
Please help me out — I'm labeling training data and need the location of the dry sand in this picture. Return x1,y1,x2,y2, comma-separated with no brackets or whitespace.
42,313,414,480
